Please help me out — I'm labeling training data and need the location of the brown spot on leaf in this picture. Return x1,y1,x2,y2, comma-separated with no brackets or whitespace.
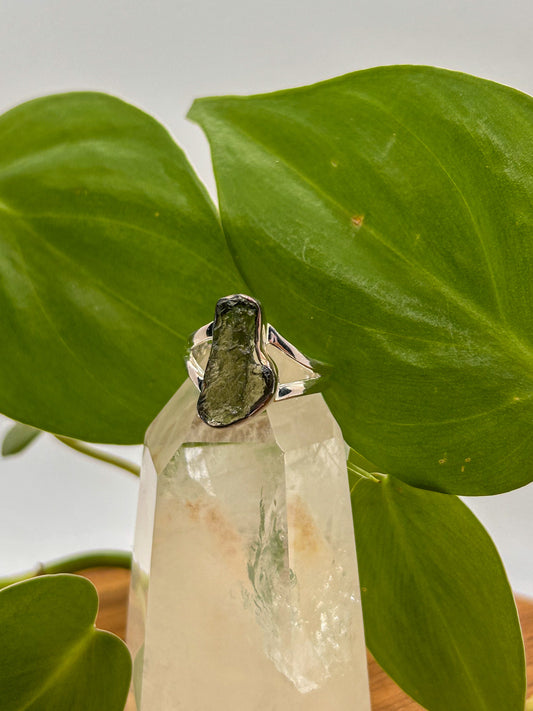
351,214,364,229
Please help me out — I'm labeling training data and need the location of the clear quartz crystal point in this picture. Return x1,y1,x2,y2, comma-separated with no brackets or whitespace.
127,379,371,711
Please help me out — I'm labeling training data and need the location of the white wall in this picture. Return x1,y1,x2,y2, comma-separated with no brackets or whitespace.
0,0,531,595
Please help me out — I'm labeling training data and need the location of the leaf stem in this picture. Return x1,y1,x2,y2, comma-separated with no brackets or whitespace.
347,461,381,483
55,435,140,476
0,549,132,590
347,462,382,496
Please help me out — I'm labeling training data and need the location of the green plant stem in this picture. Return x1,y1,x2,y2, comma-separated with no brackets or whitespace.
55,435,140,476
347,461,380,483
0,549,132,589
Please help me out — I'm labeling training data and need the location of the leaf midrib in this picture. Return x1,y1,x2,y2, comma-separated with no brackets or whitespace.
344,87,507,324
7,225,147,420
214,113,533,373
0,202,188,341
16,630,92,711
365,392,533,427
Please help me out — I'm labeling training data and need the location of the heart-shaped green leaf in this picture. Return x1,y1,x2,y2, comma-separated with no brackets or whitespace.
0,92,243,443
189,66,533,495
0,574,131,711
350,471,526,711
1,421,41,456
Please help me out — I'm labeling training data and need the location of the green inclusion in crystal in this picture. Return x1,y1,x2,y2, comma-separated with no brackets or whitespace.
197,295,276,427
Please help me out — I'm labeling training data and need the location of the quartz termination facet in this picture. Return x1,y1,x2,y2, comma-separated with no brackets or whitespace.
127,380,371,711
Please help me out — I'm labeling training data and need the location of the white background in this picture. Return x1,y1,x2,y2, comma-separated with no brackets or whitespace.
0,0,531,596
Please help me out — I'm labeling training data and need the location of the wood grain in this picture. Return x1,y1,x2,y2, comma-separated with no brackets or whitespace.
81,567,533,710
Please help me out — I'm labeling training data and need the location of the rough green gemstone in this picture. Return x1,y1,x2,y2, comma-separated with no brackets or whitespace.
197,295,276,427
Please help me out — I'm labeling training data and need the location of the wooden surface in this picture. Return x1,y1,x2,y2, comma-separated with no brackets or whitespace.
81,567,533,710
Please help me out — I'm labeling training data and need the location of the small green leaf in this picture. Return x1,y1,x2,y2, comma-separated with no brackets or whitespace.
351,473,526,711
1,421,41,455
189,66,533,494
0,574,131,711
0,92,244,443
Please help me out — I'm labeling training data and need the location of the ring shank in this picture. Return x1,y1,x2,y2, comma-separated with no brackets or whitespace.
187,321,321,402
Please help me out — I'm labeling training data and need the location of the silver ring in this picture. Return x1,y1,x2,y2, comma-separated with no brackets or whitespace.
186,294,321,427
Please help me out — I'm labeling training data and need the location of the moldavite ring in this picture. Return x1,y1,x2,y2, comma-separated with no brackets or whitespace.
186,294,321,428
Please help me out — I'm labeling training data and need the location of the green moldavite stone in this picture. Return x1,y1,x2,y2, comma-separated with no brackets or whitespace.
197,295,276,427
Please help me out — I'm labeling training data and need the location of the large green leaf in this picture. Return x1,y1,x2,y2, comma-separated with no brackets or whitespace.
189,66,533,495
0,574,131,710
350,471,526,711
0,92,243,443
